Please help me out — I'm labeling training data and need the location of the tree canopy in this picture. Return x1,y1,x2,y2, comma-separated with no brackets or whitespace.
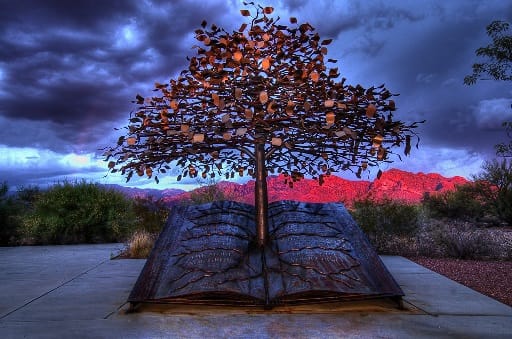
465,20,512,158
105,4,421,186
464,20,512,85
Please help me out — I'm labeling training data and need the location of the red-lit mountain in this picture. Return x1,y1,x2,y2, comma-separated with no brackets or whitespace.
161,169,468,206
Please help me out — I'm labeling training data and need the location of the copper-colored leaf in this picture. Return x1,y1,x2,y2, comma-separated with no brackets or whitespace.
372,134,383,148
271,137,282,146
235,88,242,99
221,113,230,124
267,101,276,114
181,124,189,132
337,102,347,110
233,50,243,62
108,161,115,169
212,93,220,106
170,100,178,110
286,100,294,116
239,23,248,32
218,98,225,110
263,6,274,14
366,104,377,118
192,133,204,143
378,147,387,160
240,9,250,16
261,57,270,70
127,137,136,145
262,33,270,41
304,101,311,111
146,167,153,177
326,111,335,124
324,99,334,108
236,127,247,136
321,47,328,55
310,71,319,82
259,91,268,104
290,17,297,24
223,131,232,140
244,108,253,119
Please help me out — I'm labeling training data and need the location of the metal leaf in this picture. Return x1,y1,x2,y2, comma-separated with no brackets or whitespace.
366,104,377,118
271,137,282,146
259,91,268,104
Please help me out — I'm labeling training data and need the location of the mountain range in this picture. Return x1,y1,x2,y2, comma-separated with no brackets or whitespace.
109,169,468,207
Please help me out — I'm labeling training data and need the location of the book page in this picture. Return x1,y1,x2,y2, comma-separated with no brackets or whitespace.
267,201,376,302
129,201,265,304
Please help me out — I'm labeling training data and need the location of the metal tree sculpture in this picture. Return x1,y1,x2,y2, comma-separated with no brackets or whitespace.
105,5,420,248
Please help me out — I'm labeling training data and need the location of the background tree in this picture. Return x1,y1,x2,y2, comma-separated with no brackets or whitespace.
105,4,420,247
465,20,512,157
474,159,512,225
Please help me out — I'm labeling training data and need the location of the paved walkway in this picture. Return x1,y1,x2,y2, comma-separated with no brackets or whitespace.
0,244,511,338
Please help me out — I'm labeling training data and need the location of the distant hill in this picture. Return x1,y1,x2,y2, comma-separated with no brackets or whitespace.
102,184,185,201
153,169,468,207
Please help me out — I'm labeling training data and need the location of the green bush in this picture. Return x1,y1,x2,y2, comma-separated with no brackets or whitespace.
19,180,138,244
189,181,229,205
0,182,23,245
422,183,488,221
350,199,421,253
131,196,169,234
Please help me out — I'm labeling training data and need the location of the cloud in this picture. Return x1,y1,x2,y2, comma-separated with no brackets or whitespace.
386,146,486,179
473,98,512,130
1,0,512,190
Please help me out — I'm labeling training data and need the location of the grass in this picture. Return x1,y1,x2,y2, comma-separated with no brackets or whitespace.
125,230,156,259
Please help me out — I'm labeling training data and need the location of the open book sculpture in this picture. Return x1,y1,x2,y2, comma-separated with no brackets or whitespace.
128,200,403,309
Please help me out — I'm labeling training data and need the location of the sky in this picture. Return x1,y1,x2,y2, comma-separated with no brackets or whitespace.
1,0,512,191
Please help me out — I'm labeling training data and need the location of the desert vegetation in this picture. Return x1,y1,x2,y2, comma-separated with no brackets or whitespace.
0,180,168,246
1,159,510,262
352,160,511,260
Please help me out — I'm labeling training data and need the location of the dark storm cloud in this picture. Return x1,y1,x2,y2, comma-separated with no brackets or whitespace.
291,0,512,157
0,0,233,149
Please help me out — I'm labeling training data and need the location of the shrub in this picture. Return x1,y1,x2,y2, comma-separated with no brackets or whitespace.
422,183,489,221
189,181,229,205
19,180,138,244
350,198,421,253
131,196,169,234
429,222,498,260
0,182,23,245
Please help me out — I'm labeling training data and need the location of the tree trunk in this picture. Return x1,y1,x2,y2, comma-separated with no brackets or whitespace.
254,142,269,248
